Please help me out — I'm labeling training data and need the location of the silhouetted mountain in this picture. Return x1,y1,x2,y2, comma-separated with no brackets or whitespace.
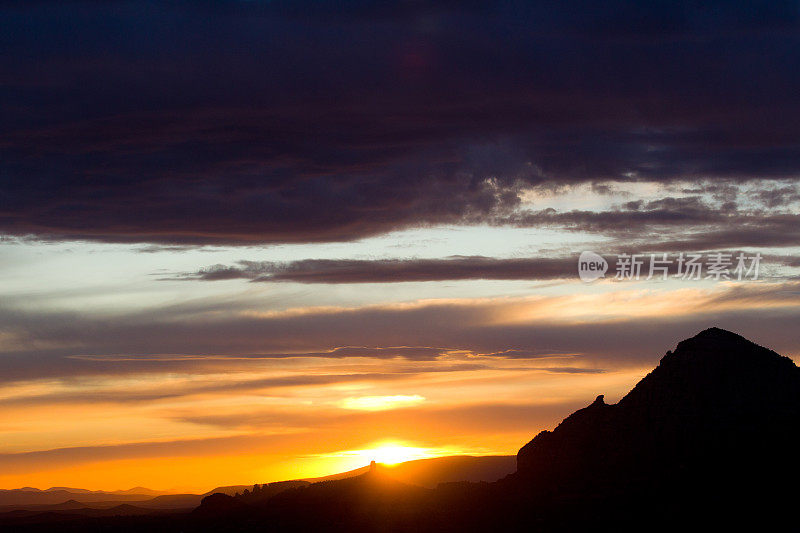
192,469,430,531
39,499,85,511
194,479,311,514
201,485,252,497
0,488,162,507
516,328,800,486
506,327,800,529
192,492,250,517
106,487,167,497
261,468,430,532
129,494,205,509
38,487,164,496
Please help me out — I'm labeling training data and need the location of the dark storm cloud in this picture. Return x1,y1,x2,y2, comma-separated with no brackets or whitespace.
1,1,799,244
505,198,728,232
503,196,800,250
166,195,800,284
752,185,800,208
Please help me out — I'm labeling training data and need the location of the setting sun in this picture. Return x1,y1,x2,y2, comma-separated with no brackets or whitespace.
314,441,463,473
366,443,435,465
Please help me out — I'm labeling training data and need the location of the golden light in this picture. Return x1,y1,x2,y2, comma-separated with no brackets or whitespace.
366,443,434,465
315,440,457,473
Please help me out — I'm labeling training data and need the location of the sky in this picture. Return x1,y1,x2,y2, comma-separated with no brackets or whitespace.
1,0,800,492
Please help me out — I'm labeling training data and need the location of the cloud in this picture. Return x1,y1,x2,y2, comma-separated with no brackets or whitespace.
504,197,736,233
177,256,578,283
538,367,606,374
171,248,796,285
0,363,500,407
0,434,281,475
1,282,799,384
339,395,426,411
1,1,799,244
0,371,428,406
752,185,800,208
502,198,800,250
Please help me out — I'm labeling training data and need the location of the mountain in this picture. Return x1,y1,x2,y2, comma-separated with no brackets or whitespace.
515,328,800,485
194,467,431,531
0,494,205,514
133,494,206,509
0,488,162,507
194,480,311,513
105,487,167,497
506,327,800,529
201,485,252,497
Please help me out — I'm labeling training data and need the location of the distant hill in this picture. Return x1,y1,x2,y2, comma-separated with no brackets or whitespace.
0,502,174,528
42,487,165,496
201,485,251,497
0,488,163,507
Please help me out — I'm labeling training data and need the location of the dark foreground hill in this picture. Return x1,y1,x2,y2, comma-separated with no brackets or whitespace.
501,327,800,529
516,327,800,490
3,328,799,532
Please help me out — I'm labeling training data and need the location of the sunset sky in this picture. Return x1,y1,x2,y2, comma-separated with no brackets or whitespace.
1,1,800,492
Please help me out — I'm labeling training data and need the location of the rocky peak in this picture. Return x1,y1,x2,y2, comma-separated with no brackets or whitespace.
515,328,800,487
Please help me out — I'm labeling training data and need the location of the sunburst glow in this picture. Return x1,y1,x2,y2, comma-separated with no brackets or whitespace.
365,443,434,465
316,441,459,473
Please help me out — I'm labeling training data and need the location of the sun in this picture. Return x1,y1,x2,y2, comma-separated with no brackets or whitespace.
312,440,464,475
366,443,434,465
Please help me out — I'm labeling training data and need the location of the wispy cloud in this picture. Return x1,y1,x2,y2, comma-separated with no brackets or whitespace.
1,282,799,385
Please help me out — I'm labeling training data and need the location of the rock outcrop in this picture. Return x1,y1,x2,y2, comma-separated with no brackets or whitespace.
515,328,800,500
